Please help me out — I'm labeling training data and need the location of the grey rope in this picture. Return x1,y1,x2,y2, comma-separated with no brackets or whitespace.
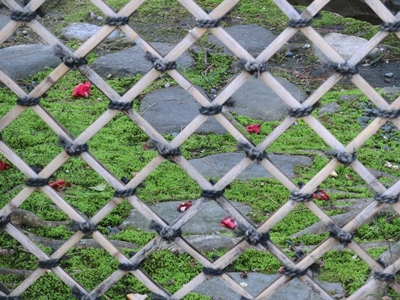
381,21,400,32
149,221,181,242
0,296,21,300
0,215,11,227
373,271,395,281
237,225,269,246
196,18,221,28
203,267,225,276
148,139,181,159
237,142,267,161
108,100,133,110
71,285,102,300
289,191,313,202
289,106,314,118
374,108,400,119
25,177,50,187
118,262,140,271
282,267,308,277
105,16,129,26
17,96,41,106
114,188,135,198
144,52,176,72
201,190,224,199
328,223,353,246
326,149,356,166
332,62,359,78
38,258,61,269
54,45,87,69
11,10,36,22
70,220,98,236
199,105,223,115
374,193,399,204
237,59,267,77
288,18,311,28
59,137,88,157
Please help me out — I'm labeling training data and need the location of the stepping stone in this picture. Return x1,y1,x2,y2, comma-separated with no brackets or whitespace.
194,272,346,300
140,86,226,134
189,153,312,180
313,33,380,64
208,24,279,56
318,102,340,116
230,76,307,121
91,42,194,77
0,44,61,80
120,201,252,235
60,22,127,42
0,15,13,41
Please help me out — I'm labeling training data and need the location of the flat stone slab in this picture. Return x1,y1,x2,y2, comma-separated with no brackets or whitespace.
194,272,346,300
230,76,307,121
140,86,226,134
0,44,61,80
60,22,126,42
120,201,252,235
189,153,312,180
208,24,279,56
92,43,194,78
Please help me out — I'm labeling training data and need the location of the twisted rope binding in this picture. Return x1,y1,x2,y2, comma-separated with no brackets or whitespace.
373,271,395,281
0,296,21,300
105,16,129,26
16,96,41,106
201,189,224,199
38,258,60,269
282,267,308,277
59,137,88,157
144,52,176,72
11,10,37,22
70,220,98,236
71,285,102,300
332,62,359,78
381,21,400,32
288,18,311,28
237,142,267,161
203,267,225,276
374,108,400,119
328,223,353,246
374,193,399,204
0,215,11,227
149,221,181,242
237,225,269,246
326,150,356,166
25,177,50,187
289,191,313,202
196,18,221,28
237,59,267,77
118,262,140,271
199,105,223,115
289,106,314,118
108,100,133,110
114,188,136,198
148,139,181,159
54,45,87,69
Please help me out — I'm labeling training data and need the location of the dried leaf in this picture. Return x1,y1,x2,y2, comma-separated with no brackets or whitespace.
89,183,107,191
330,171,338,177
345,174,353,181
0,161,12,171
49,179,71,191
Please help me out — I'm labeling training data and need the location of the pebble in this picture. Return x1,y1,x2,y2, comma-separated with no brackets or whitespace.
302,44,310,49
285,51,293,57
384,72,394,78
210,88,216,94
97,16,103,21
384,78,391,83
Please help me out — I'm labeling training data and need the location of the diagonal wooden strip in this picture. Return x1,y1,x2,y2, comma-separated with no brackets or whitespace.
365,0,397,22
0,20,19,44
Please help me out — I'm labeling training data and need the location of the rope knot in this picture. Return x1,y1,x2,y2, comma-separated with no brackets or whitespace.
25,177,50,187
332,62,359,78
71,285,102,300
203,267,225,276
289,106,314,118
381,21,400,32
145,52,176,72
326,149,356,166
289,191,313,202
237,225,269,246
114,188,135,198
373,271,395,281
196,18,221,28
0,215,11,227
149,221,181,242
54,45,87,69
237,142,267,161
17,97,41,106
374,193,399,204
288,18,311,28
328,223,352,246
108,100,133,110
70,220,98,236
237,59,267,77
38,258,61,269
201,189,224,199
11,10,37,22
148,140,181,159
0,295,22,300
118,262,140,271
59,137,88,157
282,267,308,277
105,16,129,26
199,105,223,115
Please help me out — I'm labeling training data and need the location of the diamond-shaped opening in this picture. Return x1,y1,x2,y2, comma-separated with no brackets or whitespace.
20,273,72,299
104,270,153,299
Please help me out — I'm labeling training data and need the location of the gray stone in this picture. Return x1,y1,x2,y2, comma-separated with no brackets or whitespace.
380,87,400,98
60,22,127,42
230,76,307,121
313,33,380,64
318,102,340,116
189,153,312,180
194,272,346,300
91,42,194,78
208,24,279,56
338,95,357,102
140,86,226,134
0,44,61,80
120,201,252,235
0,15,13,41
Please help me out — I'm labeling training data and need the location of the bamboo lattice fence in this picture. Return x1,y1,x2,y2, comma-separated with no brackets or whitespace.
1,0,400,299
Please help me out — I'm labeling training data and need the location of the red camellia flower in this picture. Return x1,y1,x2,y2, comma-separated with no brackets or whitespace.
177,201,192,212
313,189,330,201
220,216,237,229
246,124,261,134
72,81,91,98
49,179,71,191
0,161,11,171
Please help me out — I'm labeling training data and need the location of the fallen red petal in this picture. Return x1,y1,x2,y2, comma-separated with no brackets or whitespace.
312,190,330,200
0,161,11,171
246,124,261,134
220,216,237,229
177,201,192,212
72,81,91,98
278,266,284,274
49,179,71,191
